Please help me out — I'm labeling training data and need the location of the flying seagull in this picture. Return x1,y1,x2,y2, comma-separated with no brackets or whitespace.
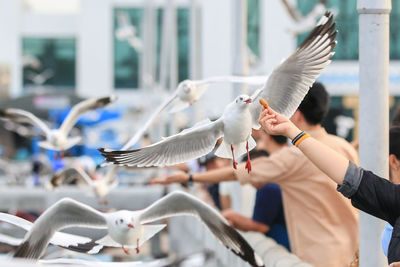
0,95,117,151
0,212,103,255
10,191,264,266
115,11,143,51
50,166,119,204
99,12,337,170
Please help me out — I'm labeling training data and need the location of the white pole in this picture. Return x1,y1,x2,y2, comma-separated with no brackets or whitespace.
357,0,391,266
189,0,201,80
232,0,249,96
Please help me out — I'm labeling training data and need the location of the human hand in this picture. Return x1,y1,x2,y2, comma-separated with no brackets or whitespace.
222,209,240,227
390,262,400,267
258,106,301,139
149,171,189,184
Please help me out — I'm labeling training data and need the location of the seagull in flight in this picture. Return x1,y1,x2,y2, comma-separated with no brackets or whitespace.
10,191,264,266
99,12,337,171
26,69,54,86
0,96,117,152
115,11,143,51
50,166,119,204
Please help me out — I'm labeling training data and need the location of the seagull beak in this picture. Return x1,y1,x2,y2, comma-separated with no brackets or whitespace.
245,99,251,104
127,223,134,228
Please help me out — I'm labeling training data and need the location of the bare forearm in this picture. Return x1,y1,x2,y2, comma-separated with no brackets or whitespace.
231,215,269,233
288,130,349,185
192,167,236,183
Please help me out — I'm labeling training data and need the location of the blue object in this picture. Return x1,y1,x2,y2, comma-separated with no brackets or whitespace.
52,108,121,127
252,183,290,251
382,222,393,257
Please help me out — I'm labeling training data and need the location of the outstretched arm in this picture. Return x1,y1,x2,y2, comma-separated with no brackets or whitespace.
150,167,236,184
258,106,349,185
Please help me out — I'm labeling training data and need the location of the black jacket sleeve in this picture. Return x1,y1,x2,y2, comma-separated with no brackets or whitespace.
337,162,400,226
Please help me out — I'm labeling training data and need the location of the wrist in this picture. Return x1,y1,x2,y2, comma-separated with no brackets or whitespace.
287,126,302,140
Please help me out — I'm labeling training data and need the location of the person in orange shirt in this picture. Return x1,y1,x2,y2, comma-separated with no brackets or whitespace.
151,83,359,266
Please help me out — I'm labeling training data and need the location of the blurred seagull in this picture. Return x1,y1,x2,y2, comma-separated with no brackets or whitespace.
50,166,119,204
0,213,103,255
26,69,54,86
0,95,117,152
10,191,264,266
22,54,41,70
99,12,337,170
115,11,143,51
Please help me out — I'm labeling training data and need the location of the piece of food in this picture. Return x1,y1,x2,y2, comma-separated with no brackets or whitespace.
259,98,269,108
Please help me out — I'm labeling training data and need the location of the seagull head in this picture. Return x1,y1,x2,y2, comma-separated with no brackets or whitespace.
177,80,196,101
110,211,136,231
235,95,252,107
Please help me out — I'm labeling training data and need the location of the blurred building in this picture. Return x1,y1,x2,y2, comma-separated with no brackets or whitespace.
0,0,400,143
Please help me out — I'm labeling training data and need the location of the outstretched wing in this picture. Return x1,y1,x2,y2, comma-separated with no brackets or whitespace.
139,191,264,267
99,119,224,167
50,167,94,188
0,212,104,255
250,11,337,126
0,108,51,136
59,95,117,136
14,198,107,259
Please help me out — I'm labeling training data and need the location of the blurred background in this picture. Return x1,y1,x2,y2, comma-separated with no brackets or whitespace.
0,0,398,266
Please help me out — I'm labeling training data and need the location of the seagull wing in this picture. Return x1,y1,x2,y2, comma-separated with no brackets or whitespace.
51,167,94,187
0,108,51,136
59,95,117,136
14,198,107,259
250,12,337,126
0,212,104,255
99,119,224,167
138,191,264,267
121,93,178,150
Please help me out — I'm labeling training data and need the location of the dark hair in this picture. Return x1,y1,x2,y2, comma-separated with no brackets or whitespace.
390,126,400,159
241,149,269,163
298,82,329,125
270,135,288,145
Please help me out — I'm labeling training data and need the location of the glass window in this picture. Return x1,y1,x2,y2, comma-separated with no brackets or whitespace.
22,38,76,87
297,0,400,60
247,0,260,57
113,7,190,89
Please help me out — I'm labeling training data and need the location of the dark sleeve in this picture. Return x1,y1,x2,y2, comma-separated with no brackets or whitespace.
252,184,283,228
337,162,400,226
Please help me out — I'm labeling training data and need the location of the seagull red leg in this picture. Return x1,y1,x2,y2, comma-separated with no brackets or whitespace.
231,144,238,169
245,141,252,173
136,239,140,254
122,246,130,255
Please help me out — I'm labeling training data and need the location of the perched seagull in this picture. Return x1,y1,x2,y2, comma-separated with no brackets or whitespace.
50,166,119,204
26,69,54,86
10,191,264,267
115,11,143,51
0,213,103,254
120,75,268,151
99,12,337,171
0,95,117,152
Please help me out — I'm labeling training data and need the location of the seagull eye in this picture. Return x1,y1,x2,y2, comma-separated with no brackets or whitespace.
239,97,243,101
120,219,124,223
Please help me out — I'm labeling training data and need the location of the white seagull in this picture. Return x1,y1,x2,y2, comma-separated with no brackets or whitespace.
26,69,54,86
50,166,119,204
0,212,104,254
99,12,337,171
115,11,143,51
0,95,117,152
10,191,264,266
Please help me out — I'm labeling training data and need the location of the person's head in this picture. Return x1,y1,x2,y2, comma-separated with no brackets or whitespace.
389,126,400,184
391,105,400,127
291,82,329,128
254,129,288,153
